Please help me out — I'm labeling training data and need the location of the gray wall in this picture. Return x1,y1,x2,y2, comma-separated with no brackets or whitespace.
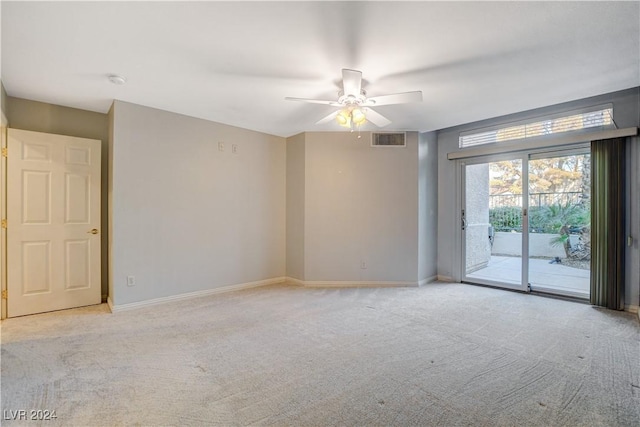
437,87,640,307
302,131,419,282
110,101,286,306
7,97,109,142
1,83,7,115
418,131,438,282
626,136,640,311
286,130,438,285
6,96,110,298
107,103,115,304
286,133,305,280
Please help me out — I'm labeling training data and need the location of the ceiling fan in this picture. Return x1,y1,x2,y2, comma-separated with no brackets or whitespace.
285,69,423,129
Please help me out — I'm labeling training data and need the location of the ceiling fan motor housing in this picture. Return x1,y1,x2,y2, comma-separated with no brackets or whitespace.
337,89,368,106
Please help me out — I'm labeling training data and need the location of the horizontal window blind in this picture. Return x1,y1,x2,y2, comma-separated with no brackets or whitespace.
459,106,615,148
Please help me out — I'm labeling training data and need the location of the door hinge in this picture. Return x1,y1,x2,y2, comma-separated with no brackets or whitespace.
1,290,7,300
1,219,6,229
1,147,7,158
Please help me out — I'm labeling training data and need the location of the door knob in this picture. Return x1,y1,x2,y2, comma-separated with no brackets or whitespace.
88,229,99,234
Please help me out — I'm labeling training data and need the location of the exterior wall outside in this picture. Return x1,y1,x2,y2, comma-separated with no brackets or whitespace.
437,87,640,308
492,232,579,258
464,164,491,273
110,101,286,306
5,96,110,298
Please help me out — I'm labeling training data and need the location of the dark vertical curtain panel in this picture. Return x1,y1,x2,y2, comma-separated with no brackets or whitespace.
590,138,626,310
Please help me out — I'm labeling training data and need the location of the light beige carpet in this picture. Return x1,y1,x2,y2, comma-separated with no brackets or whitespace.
1,282,639,426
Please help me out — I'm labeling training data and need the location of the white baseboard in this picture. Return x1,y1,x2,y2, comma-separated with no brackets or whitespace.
624,305,639,323
625,304,638,314
437,275,453,282
418,275,438,286
109,277,286,312
286,277,305,286
285,277,419,287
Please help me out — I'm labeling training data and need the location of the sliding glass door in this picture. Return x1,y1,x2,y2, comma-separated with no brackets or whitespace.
528,150,591,298
461,147,591,299
462,157,527,292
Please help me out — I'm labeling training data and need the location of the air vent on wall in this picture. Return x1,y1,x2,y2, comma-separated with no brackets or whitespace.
371,132,406,147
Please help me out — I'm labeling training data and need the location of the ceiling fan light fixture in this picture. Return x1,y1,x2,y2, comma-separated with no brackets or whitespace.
336,109,351,127
351,108,366,125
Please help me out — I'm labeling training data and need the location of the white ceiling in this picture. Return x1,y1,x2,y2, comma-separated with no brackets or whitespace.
2,1,639,138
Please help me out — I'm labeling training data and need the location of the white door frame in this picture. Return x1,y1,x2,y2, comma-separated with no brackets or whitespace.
527,146,591,299
457,143,591,295
1,113,7,320
458,153,529,292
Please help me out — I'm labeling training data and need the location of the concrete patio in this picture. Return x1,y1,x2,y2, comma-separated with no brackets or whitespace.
467,255,590,298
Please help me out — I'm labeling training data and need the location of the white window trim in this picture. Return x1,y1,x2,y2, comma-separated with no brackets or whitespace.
448,127,638,160
459,104,615,148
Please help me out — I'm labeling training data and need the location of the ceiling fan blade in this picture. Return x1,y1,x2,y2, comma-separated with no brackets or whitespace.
285,97,340,106
364,91,423,106
342,69,362,96
316,110,339,125
365,108,391,127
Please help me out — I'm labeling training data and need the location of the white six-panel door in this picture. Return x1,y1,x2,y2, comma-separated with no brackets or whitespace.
7,129,101,317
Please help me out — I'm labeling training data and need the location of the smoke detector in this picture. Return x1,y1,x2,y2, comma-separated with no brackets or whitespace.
108,74,127,85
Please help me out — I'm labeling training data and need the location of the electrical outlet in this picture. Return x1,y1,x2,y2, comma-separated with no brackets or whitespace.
360,261,367,269
218,142,225,152
127,276,136,287
232,144,238,153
